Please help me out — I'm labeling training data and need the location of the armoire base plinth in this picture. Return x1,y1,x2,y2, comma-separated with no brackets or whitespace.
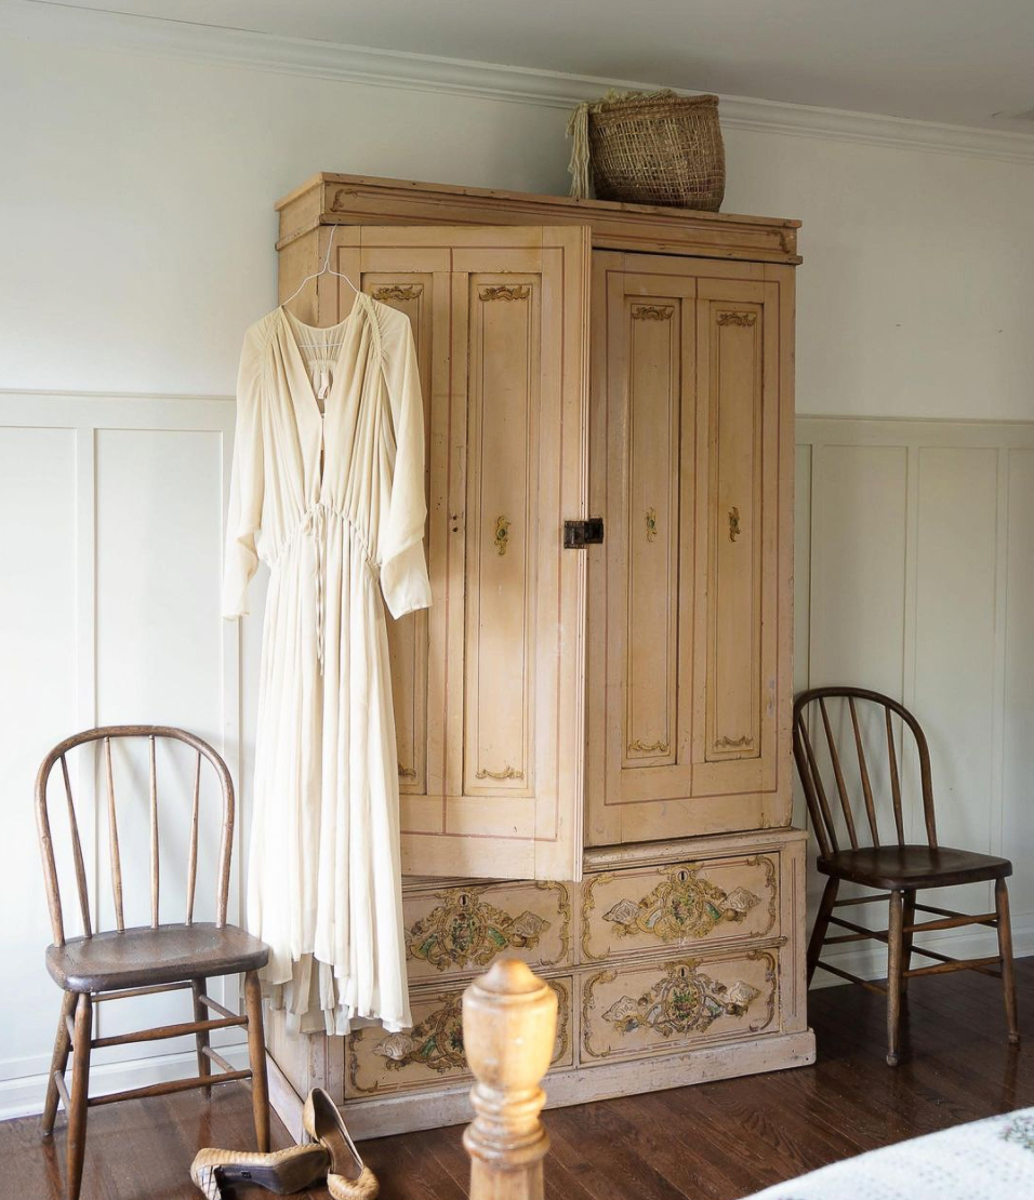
268,1027,816,1142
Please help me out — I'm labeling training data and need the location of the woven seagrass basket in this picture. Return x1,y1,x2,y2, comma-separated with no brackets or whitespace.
567,90,725,211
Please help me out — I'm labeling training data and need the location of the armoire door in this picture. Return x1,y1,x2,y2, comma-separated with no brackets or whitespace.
316,224,591,881
586,252,794,846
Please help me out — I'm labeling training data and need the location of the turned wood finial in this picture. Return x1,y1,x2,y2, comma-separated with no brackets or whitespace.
462,957,558,1200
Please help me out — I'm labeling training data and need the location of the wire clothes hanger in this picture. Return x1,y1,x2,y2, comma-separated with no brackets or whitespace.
280,225,362,349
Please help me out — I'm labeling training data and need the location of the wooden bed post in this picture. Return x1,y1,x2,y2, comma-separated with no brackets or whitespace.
462,957,558,1200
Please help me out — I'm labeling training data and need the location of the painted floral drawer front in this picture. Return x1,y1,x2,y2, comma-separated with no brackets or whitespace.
402,880,571,982
581,855,778,961
581,950,778,1063
345,976,573,1098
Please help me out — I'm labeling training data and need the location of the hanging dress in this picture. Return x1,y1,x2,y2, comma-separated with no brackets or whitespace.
222,294,430,1035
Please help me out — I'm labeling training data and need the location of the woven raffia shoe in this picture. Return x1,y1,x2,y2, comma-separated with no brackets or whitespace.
303,1087,379,1200
190,1143,330,1200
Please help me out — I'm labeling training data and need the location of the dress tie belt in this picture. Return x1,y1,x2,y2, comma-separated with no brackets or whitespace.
301,503,326,675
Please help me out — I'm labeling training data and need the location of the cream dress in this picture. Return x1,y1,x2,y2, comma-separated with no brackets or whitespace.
222,294,430,1035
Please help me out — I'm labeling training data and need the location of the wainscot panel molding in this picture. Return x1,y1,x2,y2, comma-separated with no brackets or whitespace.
5,0,1034,166
0,389,251,1120
795,416,1034,985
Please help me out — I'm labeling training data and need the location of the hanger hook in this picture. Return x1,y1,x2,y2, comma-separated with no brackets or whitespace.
280,223,359,311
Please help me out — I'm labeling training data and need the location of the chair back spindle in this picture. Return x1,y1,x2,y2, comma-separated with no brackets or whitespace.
819,697,859,849
149,736,160,929
104,737,125,933
36,726,235,948
793,687,938,860
60,755,93,938
186,751,202,927
885,709,906,845
848,697,880,846
796,717,839,859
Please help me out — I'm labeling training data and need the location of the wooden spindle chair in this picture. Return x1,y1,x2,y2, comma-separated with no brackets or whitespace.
35,726,270,1200
793,687,1019,1066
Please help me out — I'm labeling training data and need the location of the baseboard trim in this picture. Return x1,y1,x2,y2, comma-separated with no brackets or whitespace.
0,1043,251,1123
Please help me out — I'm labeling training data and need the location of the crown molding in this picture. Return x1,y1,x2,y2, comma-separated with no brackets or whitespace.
6,0,1034,165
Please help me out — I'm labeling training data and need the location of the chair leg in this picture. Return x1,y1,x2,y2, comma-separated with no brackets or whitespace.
244,970,270,1152
996,877,1020,1046
66,993,93,1200
900,890,917,997
807,877,840,985
886,889,905,1067
191,978,212,1098
41,991,77,1138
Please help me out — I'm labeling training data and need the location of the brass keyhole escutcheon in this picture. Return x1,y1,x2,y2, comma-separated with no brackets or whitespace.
494,515,511,556
645,507,658,543
729,507,741,542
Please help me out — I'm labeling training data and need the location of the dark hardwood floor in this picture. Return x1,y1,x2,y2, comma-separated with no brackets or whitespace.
3,959,1032,1200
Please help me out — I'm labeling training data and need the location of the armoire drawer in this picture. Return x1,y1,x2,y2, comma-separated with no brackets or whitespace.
581,853,779,962
344,976,574,1099
580,948,780,1064
402,879,573,983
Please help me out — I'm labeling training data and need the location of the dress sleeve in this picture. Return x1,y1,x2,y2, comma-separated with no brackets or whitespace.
221,332,265,619
379,310,432,620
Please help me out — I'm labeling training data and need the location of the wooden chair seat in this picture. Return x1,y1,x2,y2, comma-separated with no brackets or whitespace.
46,923,269,994
818,845,1012,891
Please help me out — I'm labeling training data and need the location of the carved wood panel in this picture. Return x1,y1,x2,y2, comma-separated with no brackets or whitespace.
580,949,778,1063
362,274,433,796
692,279,780,798
344,975,573,1097
402,879,571,982
624,299,681,768
589,261,696,844
463,275,538,794
581,854,778,961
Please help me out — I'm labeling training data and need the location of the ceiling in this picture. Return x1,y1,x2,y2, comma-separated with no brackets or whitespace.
35,0,1034,130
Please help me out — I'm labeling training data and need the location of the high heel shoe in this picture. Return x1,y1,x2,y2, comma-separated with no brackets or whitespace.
190,1143,330,1200
302,1087,379,1200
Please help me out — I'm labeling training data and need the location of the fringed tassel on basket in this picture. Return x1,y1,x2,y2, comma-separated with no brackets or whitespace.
566,102,592,200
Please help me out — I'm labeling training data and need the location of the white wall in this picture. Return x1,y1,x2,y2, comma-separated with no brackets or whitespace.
2,17,1034,1116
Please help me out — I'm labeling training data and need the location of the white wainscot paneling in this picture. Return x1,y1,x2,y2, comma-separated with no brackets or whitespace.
1003,449,1034,919
796,419,1034,989
0,393,250,1120
0,427,78,1103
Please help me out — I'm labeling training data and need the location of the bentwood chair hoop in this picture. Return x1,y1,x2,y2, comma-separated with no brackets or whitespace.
35,724,271,1200
793,686,1019,1066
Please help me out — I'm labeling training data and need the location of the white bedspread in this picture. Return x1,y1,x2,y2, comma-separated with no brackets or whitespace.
742,1107,1034,1199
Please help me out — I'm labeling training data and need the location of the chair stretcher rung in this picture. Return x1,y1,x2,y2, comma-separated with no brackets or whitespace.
197,992,235,1021
53,1070,71,1112
815,960,889,995
904,955,1001,980
833,893,893,907
828,915,889,942
88,1069,251,1107
90,1014,246,1050
903,912,997,934
94,981,194,1003
201,1044,237,1074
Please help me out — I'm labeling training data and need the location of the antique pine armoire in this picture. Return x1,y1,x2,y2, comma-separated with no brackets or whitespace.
266,173,813,1139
